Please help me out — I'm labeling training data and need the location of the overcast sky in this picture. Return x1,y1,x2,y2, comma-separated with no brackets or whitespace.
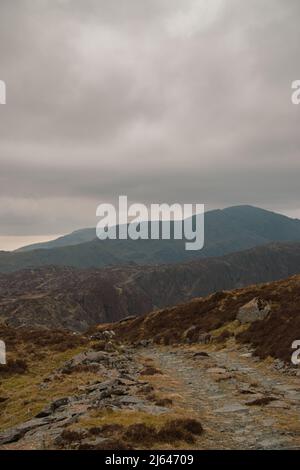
0,0,300,250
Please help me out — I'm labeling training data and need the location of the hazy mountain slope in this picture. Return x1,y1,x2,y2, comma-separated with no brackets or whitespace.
222,205,300,241
2,206,300,273
16,228,96,252
14,206,249,253
1,242,300,330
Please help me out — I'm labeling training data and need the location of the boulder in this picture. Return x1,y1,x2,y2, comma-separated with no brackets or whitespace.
90,330,115,341
193,351,210,358
215,403,249,413
237,298,271,324
137,339,152,347
183,325,197,343
273,359,285,370
104,341,115,352
198,333,211,344
59,350,111,374
90,332,104,340
35,397,70,418
0,428,26,445
102,330,116,339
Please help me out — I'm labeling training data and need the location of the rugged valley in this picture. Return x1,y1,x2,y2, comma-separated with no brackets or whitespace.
0,275,300,450
1,242,300,330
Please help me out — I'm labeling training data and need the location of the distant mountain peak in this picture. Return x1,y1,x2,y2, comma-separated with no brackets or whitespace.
4,205,300,273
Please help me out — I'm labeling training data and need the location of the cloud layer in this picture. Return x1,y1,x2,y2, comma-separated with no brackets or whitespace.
0,0,300,241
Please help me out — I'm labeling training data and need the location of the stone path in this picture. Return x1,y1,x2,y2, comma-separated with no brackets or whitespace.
146,346,300,449
1,343,300,450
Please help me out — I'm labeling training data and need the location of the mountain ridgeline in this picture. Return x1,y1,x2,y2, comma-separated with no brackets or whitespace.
2,205,300,273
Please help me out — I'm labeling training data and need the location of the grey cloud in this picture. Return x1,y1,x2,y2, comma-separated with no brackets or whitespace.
0,0,300,237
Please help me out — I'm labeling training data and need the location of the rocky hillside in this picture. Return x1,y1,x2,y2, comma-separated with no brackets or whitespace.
0,324,205,450
1,275,300,450
110,274,300,363
1,242,300,330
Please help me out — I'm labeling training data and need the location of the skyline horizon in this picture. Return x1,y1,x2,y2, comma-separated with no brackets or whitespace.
1,1,300,247
1,202,300,252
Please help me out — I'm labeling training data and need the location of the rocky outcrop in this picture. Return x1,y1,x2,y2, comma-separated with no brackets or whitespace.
0,346,170,449
111,274,300,363
237,298,271,324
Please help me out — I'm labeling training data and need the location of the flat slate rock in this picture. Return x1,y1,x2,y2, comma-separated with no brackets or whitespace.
266,400,290,409
215,403,249,413
206,367,228,374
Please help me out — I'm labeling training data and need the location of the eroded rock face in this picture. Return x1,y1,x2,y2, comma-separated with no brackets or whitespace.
237,298,271,324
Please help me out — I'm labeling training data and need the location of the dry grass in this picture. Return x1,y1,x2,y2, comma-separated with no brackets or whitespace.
65,409,203,449
0,359,28,376
110,275,300,363
0,340,98,431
